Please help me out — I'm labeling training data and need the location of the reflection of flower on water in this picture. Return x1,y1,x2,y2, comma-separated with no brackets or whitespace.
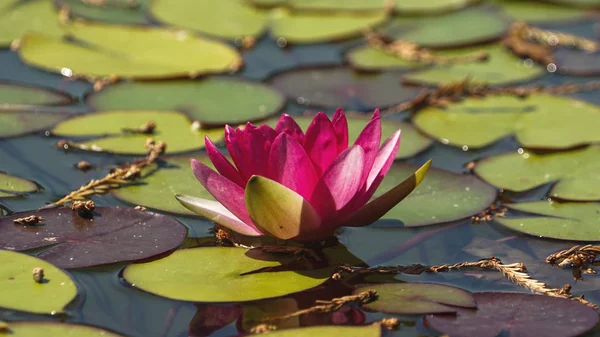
177,109,429,242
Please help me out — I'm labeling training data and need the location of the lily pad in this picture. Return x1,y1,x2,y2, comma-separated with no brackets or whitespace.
370,163,496,227
543,0,600,8
269,67,425,111
392,0,477,14
123,247,329,302
553,48,600,77
86,78,285,127
413,93,600,149
0,207,187,269
0,81,74,108
0,0,63,47
474,146,600,201
51,110,224,155
150,0,267,40
112,155,214,216
18,22,241,80
491,0,587,23
264,115,433,159
0,250,77,314
269,9,388,44
251,325,380,337
496,201,600,241
346,45,425,72
0,111,68,139
403,44,545,86
354,283,476,314
425,292,599,337
0,171,38,198
379,6,509,49
0,322,126,336
57,0,150,24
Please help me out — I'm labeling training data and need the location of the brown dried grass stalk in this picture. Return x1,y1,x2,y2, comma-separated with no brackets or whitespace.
546,245,600,280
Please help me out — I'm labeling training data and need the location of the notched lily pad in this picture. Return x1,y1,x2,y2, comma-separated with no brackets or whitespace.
18,22,241,80
87,78,285,127
371,163,496,227
0,321,126,336
51,110,224,155
379,6,509,49
0,207,187,269
0,0,63,47
413,94,600,149
354,283,476,315
0,172,39,198
475,146,600,201
0,250,77,314
425,292,599,337
269,67,425,111
57,0,150,24
403,44,545,86
496,201,600,241
0,81,74,108
123,247,329,302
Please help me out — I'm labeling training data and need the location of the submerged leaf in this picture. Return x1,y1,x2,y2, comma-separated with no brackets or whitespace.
0,171,38,198
425,292,599,337
87,78,285,127
475,146,600,201
58,0,150,24
0,207,187,268
496,201,600,241
0,250,77,314
123,247,329,302
354,283,476,314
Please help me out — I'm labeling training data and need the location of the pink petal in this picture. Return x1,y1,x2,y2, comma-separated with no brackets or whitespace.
275,113,304,144
332,108,349,153
268,133,319,200
303,112,339,175
175,194,263,236
191,159,256,229
240,123,271,178
225,125,250,181
353,109,382,189
310,145,365,219
259,124,279,143
204,136,245,188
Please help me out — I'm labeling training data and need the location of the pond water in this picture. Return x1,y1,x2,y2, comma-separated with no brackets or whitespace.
2,1,600,337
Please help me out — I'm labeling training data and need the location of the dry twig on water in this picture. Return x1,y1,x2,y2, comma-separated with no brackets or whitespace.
546,245,600,280
255,245,322,262
122,121,157,134
13,215,44,225
471,205,507,224
333,257,599,312
41,139,166,209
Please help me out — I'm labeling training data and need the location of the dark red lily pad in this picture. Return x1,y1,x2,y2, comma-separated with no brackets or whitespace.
0,207,187,269
425,292,599,337
268,66,425,111
553,48,600,76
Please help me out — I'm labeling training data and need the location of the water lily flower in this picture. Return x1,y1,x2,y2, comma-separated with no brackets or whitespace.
176,109,430,242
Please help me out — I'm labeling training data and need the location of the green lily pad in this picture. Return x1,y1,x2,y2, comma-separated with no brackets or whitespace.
248,0,286,7
474,146,600,201
269,9,387,44
123,247,329,302
0,171,38,198
0,111,68,139
413,93,600,149
150,0,267,40
379,6,509,49
269,67,425,111
0,250,77,314
491,0,587,23
542,0,600,8
496,201,600,241
112,155,213,215
0,322,126,336
252,325,380,337
392,0,477,14
288,0,390,10
403,44,545,86
0,0,63,47
373,163,496,226
18,22,241,80
86,78,285,127
346,45,425,72
354,283,476,314
0,81,74,108
51,110,224,155
57,0,150,24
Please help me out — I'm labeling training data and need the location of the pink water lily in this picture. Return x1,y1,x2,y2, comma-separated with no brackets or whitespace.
176,109,430,242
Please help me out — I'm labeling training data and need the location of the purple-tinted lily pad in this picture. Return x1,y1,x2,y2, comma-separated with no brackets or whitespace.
0,207,187,269
189,305,242,337
0,111,68,139
269,67,425,111
354,283,476,315
0,81,74,108
425,292,599,337
554,48,600,76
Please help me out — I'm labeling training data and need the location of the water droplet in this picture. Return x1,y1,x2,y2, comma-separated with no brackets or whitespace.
523,59,534,68
276,37,287,48
517,148,524,154
547,63,557,73
547,35,559,46
441,138,450,144
465,187,471,191
462,145,469,151
60,67,73,77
